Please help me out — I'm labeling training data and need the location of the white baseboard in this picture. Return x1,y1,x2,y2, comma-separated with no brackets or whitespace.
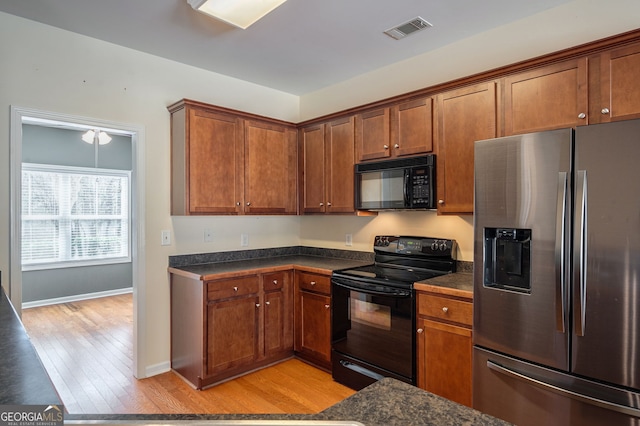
144,361,171,378
22,287,133,309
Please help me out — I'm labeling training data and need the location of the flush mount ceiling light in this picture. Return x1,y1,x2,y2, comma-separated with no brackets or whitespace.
384,16,432,40
187,0,287,29
82,129,112,145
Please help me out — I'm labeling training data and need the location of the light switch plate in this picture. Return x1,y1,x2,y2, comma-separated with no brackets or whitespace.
345,233,353,246
241,233,249,247
204,229,213,242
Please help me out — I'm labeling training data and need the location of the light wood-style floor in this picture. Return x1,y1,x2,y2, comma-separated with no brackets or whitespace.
21,293,355,414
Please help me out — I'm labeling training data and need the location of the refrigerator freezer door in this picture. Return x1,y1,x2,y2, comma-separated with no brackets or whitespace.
473,129,572,370
572,120,640,390
474,347,640,426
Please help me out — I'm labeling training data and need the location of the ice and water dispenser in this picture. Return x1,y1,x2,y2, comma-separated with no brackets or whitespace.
483,228,531,293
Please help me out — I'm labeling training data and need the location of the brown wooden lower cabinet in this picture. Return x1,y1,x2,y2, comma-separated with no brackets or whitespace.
294,270,332,370
416,289,473,407
170,270,293,389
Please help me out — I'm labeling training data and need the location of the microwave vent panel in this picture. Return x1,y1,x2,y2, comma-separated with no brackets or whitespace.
384,17,432,40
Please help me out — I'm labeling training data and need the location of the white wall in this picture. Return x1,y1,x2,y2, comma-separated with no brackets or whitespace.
299,0,640,120
300,213,474,261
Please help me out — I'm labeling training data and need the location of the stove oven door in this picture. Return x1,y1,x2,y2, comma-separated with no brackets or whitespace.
331,277,415,390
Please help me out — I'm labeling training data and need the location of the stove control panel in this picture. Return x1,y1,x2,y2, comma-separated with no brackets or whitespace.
374,235,457,258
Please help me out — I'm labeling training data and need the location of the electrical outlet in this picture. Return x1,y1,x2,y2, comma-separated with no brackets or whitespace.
204,229,213,243
161,230,171,246
241,233,249,247
345,233,353,246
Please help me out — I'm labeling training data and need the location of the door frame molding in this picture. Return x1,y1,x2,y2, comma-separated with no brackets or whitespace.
9,105,147,379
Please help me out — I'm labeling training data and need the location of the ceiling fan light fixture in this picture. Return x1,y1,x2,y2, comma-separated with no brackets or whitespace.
187,0,287,29
82,129,112,145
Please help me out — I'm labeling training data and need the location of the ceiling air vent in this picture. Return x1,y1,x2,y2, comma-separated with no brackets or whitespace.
384,16,432,40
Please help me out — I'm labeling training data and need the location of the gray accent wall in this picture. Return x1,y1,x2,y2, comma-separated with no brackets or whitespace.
21,124,133,303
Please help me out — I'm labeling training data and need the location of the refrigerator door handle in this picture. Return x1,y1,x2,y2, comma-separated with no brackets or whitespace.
574,170,588,336
555,172,568,333
487,360,640,418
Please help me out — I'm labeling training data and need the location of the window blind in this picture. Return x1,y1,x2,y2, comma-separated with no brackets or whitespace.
22,164,131,270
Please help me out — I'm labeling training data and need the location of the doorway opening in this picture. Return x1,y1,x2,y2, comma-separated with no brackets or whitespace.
9,106,146,380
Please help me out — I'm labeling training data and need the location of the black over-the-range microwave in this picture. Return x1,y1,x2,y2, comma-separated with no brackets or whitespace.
355,154,436,210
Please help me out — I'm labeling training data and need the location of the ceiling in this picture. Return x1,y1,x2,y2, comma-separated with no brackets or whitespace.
0,0,572,95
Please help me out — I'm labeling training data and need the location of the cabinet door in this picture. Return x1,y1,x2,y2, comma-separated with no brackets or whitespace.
244,120,298,214
417,318,472,407
295,290,331,367
206,295,260,376
356,108,391,161
503,59,588,135
590,42,640,123
325,116,356,213
300,124,327,213
391,97,434,156
436,82,497,214
262,271,293,358
186,107,243,214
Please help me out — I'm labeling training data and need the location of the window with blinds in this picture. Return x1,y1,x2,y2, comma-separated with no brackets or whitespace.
22,163,131,270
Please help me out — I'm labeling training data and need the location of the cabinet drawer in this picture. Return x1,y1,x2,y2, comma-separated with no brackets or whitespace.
418,293,472,326
263,271,285,292
297,272,330,295
207,276,259,301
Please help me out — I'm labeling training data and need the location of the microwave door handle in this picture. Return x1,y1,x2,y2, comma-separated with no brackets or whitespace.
404,170,410,206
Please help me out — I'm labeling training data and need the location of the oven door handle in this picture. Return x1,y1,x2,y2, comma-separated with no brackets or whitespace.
332,277,412,297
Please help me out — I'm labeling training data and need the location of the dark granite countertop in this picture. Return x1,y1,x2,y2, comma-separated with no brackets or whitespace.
168,255,373,280
0,287,62,406
414,272,473,298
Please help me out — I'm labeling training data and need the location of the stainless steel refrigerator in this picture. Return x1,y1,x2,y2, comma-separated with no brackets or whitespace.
473,119,640,425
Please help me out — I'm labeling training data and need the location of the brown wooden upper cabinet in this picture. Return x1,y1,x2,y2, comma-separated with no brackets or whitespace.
589,41,640,124
169,99,297,215
243,120,298,214
300,116,356,214
435,82,497,215
503,58,588,135
355,97,433,162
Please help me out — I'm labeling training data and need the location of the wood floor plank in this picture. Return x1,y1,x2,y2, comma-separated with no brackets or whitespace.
22,294,355,414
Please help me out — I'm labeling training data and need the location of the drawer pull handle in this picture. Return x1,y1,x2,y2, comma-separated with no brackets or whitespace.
273,280,278,285
265,301,270,306
233,287,238,292
417,328,424,334
324,304,330,309
256,303,260,308
310,281,316,286
442,307,449,313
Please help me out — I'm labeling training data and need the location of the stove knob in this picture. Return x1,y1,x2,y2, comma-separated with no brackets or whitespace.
439,242,448,251
431,242,438,251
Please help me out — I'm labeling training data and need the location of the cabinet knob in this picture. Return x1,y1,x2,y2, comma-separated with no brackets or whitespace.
320,202,324,206
246,202,251,206
310,281,316,286
256,303,260,308
578,112,586,119
324,304,330,309
394,144,399,149
442,307,449,313
601,108,610,115
233,286,238,292
265,301,270,306
273,280,278,285
327,202,332,207
417,328,424,334
236,202,241,206
438,199,445,205
383,144,389,150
